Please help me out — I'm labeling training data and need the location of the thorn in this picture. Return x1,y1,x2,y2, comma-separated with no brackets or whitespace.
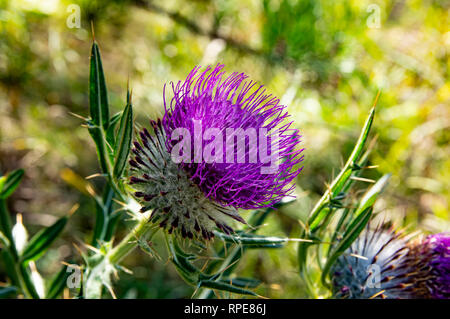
72,242,85,258
90,21,95,42
68,203,79,217
112,198,128,207
85,173,106,180
16,213,23,225
372,90,381,109
349,253,368,260
29,261,38,273
115,264,133,275
85,184,97,198
212,289,221,299
324,181,333,196
68,111,88,121
83,243,102,254
200,259,210,272
111,207,128,217
288,238,314,243
369,289,385,299
297,219,309,232
191,284,201,299
61,261,82,270
105,283,117,299
350,176,376,183
216,259,240,275
362,165,379,169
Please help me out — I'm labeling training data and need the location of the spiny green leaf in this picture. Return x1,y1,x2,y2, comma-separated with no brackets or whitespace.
214,231,291,247
0,230,9,247
106,111,123,150
89,42,109,129
199,279,258,296
88,123,111,174
165,236,200,285
46,265,70,299
227,277,262,289
0,176,6,193
18,263,40,299
113,100,133,179
21,216,68,263
91,186,114,248
298,106,376,274
1,250,20,287
0,169,24,199
321,206,373,286
355,173,390,218
0,286,18,298
0,200,17,259
308,106,375,229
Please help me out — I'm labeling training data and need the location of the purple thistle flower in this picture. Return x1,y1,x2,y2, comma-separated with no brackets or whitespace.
332,225,450,299
129,64,303,240
420,233,450,299
163,64,303,209
331,224,418,299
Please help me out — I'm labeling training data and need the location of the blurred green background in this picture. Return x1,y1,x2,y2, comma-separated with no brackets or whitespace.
0,0,449,298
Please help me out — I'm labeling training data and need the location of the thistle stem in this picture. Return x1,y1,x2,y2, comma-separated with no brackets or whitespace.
107,212,157,264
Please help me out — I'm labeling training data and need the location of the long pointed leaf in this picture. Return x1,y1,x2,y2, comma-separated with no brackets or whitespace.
113,100,133,178
21,216,68,263
89,42,109,129
0,169,24,199
321,206,373,286
308,107,375,228
214,231,292,247
298,106,376,274
46,265,70,299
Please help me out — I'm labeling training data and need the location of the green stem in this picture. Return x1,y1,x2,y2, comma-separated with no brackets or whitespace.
0,199,17,260
0,199,40,298
107,212,157,264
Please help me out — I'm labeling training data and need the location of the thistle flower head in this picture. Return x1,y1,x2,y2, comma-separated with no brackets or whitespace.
419,233,450,299
331,225,417,299
162,64,303,209
331,225,450,299
130,64,303,240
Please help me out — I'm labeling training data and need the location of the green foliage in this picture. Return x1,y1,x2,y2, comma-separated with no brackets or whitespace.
46,265,70,299
89,42,110,130
0,169,24,199
0,0,448,299
20,216,68,263
113,96,133,180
